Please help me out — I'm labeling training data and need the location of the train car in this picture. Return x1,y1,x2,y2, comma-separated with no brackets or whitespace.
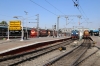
47,29,53,36
30,28,49,37
9,30,21,38
30,28,55,37
83,30,90,39
54,31,57,37
0,26,23,39
30,28,37,37
39,29,48,37
71,30,79,39
62,32,67,36
0,26,8,39
0,26,54,38
93,30,99,36
89,30,93,36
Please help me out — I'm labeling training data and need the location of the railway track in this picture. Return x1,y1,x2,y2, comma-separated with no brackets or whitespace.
76,47,100,66
43,39,92,66
0,39,74,66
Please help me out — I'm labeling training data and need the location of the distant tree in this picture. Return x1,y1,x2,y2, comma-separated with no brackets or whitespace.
0,21,8,26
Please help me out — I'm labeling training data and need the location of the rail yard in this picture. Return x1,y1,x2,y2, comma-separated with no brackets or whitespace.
0,0,100,66
0,36,99,66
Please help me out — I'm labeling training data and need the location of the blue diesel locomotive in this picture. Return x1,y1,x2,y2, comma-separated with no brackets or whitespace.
93,30,99,36
71,30,79,39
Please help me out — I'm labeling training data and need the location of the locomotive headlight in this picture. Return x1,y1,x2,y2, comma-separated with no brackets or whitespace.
72,33,73,34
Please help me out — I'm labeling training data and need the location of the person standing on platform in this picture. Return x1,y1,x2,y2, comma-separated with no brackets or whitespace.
24,32,27,40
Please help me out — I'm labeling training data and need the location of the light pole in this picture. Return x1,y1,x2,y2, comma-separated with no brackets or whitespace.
52,24,56,38
65,17,69,25
78,16,81,26
65,17,69,36
57,16,60,38
13,16,24,41
7,23,10,40
36,14,39,38
24,11,28,39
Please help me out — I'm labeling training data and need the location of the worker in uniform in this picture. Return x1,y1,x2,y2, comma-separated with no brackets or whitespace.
24,32,27,40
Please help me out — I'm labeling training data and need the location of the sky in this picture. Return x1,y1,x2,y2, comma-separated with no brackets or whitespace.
0,0,100,29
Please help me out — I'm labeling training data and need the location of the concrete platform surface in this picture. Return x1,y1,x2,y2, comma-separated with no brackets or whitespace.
0,37,69,54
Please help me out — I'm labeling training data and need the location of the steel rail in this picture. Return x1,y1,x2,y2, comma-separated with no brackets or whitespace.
74,49,99,66
43,41,83,66
0,39,73,66
43,39,91,66
70,39,91,66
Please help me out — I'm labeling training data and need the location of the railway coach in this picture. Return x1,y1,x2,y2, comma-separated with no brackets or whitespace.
93,30,99,36
30,28,55,37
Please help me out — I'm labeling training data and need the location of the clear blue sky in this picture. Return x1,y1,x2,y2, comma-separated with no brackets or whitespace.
0,0,100,29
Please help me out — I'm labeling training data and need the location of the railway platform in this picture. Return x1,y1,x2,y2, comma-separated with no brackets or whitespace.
0,36,70,55
91,36,100,48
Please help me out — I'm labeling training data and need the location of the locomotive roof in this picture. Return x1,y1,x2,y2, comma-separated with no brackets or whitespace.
71,30,79,31
93,30,99,32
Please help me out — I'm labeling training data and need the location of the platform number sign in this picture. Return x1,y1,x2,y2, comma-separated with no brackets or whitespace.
9,20,21,30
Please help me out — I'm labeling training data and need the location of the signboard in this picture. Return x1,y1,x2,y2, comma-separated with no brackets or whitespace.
9,20,21,30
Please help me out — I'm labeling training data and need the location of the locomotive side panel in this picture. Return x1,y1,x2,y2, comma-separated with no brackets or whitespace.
39,29,48,37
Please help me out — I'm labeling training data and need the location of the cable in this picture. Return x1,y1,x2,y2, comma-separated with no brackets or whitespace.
45,0,65,15
78,1,88,18
30,0,57,16
45,0,67,22
77,0,88,22
30,0,67,24
72,0,88,23
79,5,88,22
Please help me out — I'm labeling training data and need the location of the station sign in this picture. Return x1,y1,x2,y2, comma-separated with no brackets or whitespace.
9,27,21,30
9,20,21,30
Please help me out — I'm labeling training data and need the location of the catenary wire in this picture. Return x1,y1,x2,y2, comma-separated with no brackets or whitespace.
45,0,65,15
30,0,57,16
30,0,68,24
72,0,88,23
